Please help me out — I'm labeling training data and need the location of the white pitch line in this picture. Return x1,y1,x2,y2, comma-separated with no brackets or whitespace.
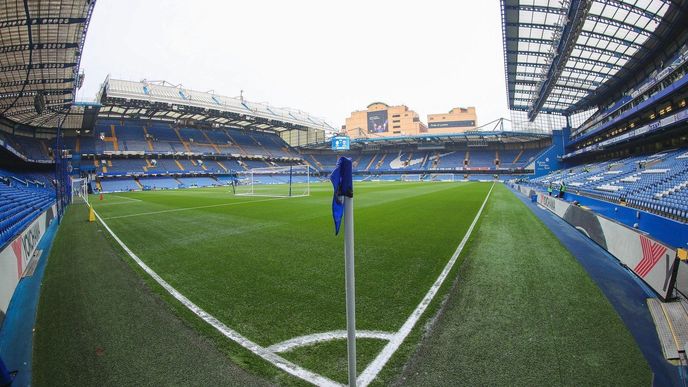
101,197,289,220
108,194,143,202
93,209,342,387
357,182,495,387
267,330,395,353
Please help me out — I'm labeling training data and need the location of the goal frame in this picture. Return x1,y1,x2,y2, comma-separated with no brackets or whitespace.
70,177,89,205
400,174,422,182
234,165,311,198
429,173,455,182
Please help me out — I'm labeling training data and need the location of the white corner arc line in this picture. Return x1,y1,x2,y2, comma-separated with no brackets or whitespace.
100,196,289,220
267,330,395,353
93,210,342,387
357,182,495,387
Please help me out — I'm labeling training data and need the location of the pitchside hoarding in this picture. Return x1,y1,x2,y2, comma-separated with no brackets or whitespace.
0,205,56,323
515,185,679,300
367,110,388,133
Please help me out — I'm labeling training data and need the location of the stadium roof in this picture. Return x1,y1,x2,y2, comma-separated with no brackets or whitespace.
501,0,686,119
98,78,336,134
0,0,96,129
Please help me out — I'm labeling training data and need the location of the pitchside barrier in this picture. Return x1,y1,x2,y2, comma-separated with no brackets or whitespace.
515,185,681,301
0,205,57,325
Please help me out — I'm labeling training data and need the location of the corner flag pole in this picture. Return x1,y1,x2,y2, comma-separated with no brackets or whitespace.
344,194,357,387
330,156,356,387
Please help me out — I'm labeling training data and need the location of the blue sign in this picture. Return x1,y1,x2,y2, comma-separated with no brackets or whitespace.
331,136,350,151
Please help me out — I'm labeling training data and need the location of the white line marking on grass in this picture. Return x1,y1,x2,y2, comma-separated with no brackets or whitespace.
93,209,342,387
267,330,395,353
102,197,289,220
109,194,142,202
357,182,495,387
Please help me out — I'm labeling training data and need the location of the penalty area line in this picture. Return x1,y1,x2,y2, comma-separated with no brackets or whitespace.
102,196,290,220
92,209,342,387
357,182,495,387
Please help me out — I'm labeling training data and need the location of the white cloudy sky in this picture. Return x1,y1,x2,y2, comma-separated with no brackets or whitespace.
76,0,511,129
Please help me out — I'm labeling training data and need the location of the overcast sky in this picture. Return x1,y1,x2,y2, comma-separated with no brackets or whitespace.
76,0,511,130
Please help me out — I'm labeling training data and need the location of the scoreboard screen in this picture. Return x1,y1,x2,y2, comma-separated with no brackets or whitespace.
331,136,350,151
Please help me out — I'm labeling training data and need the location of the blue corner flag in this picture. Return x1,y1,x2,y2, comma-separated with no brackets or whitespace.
330,156,353,235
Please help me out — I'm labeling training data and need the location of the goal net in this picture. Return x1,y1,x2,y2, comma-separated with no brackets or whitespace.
71,177,89,205
400,174,422,182
429,173,455,182
234,165,310,197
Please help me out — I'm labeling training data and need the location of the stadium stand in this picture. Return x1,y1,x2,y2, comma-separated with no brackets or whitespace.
0,170,56,247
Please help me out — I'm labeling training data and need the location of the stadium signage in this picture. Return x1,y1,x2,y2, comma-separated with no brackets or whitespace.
516,185,679,300
428,120,475,128
0,205,57,323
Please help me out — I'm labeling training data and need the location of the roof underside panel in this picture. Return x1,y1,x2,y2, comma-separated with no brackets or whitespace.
0,0,95,128
501,0,673,118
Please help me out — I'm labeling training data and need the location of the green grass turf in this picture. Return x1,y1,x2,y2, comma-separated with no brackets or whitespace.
89,181,491,383
280,339,388,383
32,204,271,386
33,181,651,385
396,184,651,386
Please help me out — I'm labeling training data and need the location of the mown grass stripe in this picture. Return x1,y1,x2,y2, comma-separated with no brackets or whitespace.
92,209,342,387
357,182,495,386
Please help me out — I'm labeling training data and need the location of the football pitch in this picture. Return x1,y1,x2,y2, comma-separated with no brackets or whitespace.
33,181,650,386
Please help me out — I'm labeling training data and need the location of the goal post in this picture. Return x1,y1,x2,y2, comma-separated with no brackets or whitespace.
234,164,311,197
70,177,89,205
400,174,422,182
429,173,455,182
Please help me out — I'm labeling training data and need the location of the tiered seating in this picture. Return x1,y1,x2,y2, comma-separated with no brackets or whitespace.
467,149,494,168
0,181,55,247
139,177,180,190
530,148,688,222
151,123,184,152
435,151,464,169
99,179,140,192
178,177,217,187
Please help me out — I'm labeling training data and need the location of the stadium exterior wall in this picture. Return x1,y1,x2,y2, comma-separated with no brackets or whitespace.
0,205,57,324
514,185,680,300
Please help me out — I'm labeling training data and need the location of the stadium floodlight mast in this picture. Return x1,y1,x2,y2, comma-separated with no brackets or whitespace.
233,165,310,198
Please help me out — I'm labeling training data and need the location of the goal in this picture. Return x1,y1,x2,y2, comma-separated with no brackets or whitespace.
71,177,89,205
429,173,455,182
234,165,311,197
400,174,422,182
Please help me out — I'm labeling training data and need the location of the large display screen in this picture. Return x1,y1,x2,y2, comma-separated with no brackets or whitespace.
367,110,388,133
331,136,350,150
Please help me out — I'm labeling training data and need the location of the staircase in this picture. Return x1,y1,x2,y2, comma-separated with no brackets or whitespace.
75,137,80,153
513,148,524,164
216,161,228,172
135,179,143,189
224,130,247,155
249,134,272,157
420,153,430,169
175,159,185,171
173,127,192,152
101,124,120,152
365,154,378,171
142,125,154,151
202,131,221,153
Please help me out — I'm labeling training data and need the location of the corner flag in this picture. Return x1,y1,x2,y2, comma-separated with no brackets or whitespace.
330,157,353,235
329,156,357,386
